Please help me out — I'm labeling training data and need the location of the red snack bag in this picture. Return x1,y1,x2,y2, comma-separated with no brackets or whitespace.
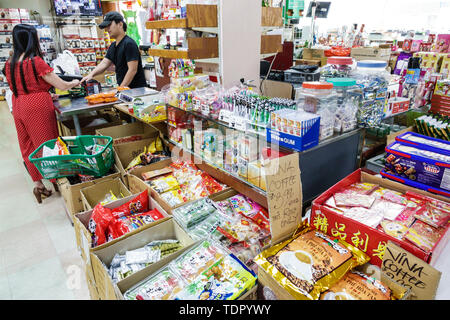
111,190,149,219
415,205,450,228
88,204,115,247
107,208,165,241
405,220,447,253
200,172,224,195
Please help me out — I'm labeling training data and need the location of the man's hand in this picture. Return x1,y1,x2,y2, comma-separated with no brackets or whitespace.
80,74,93,84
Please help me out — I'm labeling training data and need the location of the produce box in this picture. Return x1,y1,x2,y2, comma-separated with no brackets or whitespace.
80,177,132,211
59,113,122,136
57,164,121,221
95,121,159,145
310,169,450,267
73,191,170,270
90,218,194,300
351,47,391,62
384,141,450,194
115,239,258,300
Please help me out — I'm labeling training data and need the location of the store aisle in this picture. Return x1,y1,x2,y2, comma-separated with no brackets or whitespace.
0,102,90,300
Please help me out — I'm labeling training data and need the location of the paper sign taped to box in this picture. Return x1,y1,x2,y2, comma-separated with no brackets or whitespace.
381,241,441,300
264,152,302,243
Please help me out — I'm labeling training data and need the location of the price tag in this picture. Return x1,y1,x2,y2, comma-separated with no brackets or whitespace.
219,109,232,124
233,115,247,131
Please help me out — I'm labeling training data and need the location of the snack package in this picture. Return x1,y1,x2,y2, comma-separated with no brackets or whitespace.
124,266,185,300
414,205,450,228
172,198,217,230
334,193,376,209
346,182,379,195
320,270,392,300
381,191,408,205
100,191,120,206
170,240,228,283
405,220,447,252
148,175,180,194
159,189,187,207
254,223,370,300
228,194,271,232
88,204,115,247
370,199,406,221
380,220,409,240
174,254,257,300
107,208,165,241
55,137,70,155
110,190,149,219
342,207,384,228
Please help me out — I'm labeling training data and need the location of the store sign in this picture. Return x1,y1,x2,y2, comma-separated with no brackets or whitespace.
265,152,302,243
381,241,441,300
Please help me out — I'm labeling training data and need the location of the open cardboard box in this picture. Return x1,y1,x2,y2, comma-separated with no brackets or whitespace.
310,169,450,268
114,239,257,301
95,121,159,145
59,113,122,136
73,191,171,272
57,164,121,221
90,218,194,300
80,176,132,211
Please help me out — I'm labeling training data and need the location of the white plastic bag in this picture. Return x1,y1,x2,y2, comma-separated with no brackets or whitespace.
51,50,80,76
5,88,12,113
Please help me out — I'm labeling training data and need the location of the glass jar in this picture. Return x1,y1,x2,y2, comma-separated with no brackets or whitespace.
320,56,355,80
351,60,390,127
297,81,337,114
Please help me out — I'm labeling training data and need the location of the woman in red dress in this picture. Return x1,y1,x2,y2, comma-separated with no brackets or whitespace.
2,24,80,203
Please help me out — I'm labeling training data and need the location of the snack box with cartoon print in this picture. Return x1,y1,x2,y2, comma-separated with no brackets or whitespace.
90,218,195,300
395,131,450,156
310,169,450,267
384,141,450,193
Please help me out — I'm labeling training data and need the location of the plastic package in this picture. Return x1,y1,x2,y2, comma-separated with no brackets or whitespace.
148,175,180,194
342,207,384,228
172,198,218,230
320,56,355,80
405,220,446,252
317,108,335,140
334,193,376,208
351,60,390,127
380,220,409,240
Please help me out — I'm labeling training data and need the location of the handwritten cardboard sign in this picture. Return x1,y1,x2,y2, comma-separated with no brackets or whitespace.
381,241,441,300
265,152,302,244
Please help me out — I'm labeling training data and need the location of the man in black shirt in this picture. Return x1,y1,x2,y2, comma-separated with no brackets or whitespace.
81,11,146,88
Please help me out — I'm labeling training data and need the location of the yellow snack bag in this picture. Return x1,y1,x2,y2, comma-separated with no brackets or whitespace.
126,147,146,171
254,222,369,300
56,137,70,155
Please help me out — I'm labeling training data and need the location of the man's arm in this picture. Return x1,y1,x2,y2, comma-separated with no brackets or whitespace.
119,60,138,87
81,58,113,83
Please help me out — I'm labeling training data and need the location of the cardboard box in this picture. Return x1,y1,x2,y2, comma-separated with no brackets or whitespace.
85,261,100,300
302,48,328,66
80,177,132,211
351,47,391,62
294,59,322,66
59,113,122,136
114,240,257,300
95,121,159,145
310,169,450,267
57,165,121,221
73,192,170,268
90,218,194,300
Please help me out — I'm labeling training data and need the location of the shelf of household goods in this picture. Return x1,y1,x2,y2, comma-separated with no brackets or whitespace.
166,137,269,209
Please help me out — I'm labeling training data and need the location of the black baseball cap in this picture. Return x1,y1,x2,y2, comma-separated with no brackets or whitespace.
99,11,124,29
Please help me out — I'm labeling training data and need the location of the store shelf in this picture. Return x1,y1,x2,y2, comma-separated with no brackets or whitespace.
145,4,218,30
147,37,219,60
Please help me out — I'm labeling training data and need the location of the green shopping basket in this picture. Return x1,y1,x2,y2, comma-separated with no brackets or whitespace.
29,135,114,180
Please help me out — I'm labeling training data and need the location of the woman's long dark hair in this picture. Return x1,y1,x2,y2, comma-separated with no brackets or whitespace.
9,24,43,97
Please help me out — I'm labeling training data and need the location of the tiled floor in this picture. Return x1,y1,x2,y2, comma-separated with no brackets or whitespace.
0,101,90,300
0,101,449,300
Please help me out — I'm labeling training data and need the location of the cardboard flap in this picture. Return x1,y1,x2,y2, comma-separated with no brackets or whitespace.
381,241,442,300
265,153,302,244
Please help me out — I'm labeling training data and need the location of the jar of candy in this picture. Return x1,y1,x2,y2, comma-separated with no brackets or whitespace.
351,60,390,127
320,56,355,80
297,81,337,114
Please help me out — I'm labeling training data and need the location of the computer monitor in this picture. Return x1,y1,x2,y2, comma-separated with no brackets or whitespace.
306,1,331,19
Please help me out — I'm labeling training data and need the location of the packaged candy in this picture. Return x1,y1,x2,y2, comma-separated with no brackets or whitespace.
100,190,120,206
124,266,185,300
334,193,376,209
111,190,149,219
55,136,70,155
88,204,115,247
216,215,271,248
107,209,165,241
159,189,187,207
394,201,422,227
414,205,450,228
148,175,180,194
346,182,379,195
174,254,257,300
380,220,409,240
370,199,406,221
381,191,408,205
173,198,218,230
254,223,370,300
320,270,391,300
170,240,228,283
405,220,447,252
228,194,271,232
342,207,384,228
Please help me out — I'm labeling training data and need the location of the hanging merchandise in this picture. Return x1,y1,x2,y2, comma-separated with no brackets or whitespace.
123,10,141,45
